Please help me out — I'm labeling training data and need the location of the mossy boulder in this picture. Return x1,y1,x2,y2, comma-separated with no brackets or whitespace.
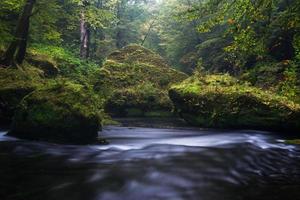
95,44,188,117
9,82,103,144
107,44,170,68
0,47,101,126
0,66,43,125
169,74,300,131
105,83,173,117
26,53,59,77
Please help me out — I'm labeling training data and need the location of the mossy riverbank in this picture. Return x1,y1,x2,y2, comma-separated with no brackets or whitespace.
169,74,300,131
1,44,299,144
0,45,187,143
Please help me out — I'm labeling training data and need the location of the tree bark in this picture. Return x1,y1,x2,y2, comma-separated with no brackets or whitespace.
16,17,30,64
80,11,90,59
1,0,36,67
141,18,156,46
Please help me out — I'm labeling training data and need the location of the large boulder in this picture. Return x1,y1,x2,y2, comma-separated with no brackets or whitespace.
0,66,43,126
9,82,103,144
95,45,188,117
169,74,300,131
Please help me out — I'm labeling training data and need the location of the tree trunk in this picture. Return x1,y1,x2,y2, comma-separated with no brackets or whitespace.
80,11,90,59
1,0,36,67
16,17,30,64
116,30,126,48
141,18,156,46
96,0,103,8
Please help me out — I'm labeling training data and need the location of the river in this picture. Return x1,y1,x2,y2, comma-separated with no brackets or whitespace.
0,124,300,200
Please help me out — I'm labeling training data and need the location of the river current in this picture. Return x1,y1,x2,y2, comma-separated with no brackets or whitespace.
0,125,300,200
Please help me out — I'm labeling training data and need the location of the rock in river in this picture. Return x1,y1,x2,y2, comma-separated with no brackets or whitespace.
9,82,102,144
169,74,300,131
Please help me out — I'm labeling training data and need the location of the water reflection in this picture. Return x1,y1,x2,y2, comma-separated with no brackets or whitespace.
0,127,300,200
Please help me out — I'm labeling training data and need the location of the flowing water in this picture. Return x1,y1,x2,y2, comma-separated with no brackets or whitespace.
0,124,300,200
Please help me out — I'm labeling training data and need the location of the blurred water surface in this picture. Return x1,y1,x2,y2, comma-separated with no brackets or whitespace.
0,125,300,200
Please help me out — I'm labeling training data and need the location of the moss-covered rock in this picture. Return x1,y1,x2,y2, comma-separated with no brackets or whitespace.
26,53,59,77
0,66,43,125
105,83,173,117
0,46,103,126
95,44,188,117
107,44,170,68
169,74,300,131
9,82,103,144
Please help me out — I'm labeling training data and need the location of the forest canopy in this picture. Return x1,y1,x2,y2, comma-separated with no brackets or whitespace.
1,0,299,64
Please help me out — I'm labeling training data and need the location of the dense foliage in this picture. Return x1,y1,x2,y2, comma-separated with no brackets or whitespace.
153,0,300,101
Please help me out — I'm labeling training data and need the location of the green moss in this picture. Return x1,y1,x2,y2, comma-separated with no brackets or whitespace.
0,45,106,143
95,61,186,92
107,44,170,68
0,45,104,128
95,45,188,117
10,81,103,144
144,111,173,118
104,82,173,117
0,66,44,125
101,118,121,126
169,74,300,131
29,44,102,87
242,61,300,103
242,61,284,87
126,108,144,117
26,53,59,77
285,139,300,145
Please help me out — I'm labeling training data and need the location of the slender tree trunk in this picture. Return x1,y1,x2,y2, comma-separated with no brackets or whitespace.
1,0,36,67
141,18,156,46
116,30,125,48
80,11,90,59
96,0,103,8
16,18,30,64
